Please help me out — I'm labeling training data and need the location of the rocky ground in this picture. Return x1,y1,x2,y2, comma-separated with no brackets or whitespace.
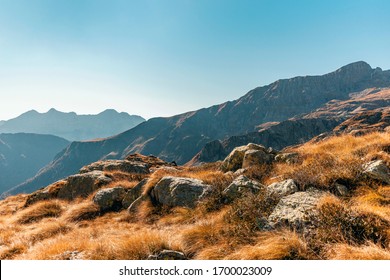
0,131,389,260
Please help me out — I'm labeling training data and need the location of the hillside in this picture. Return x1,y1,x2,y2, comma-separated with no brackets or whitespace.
0,109,145,141
0,133,69,194
192,87,390,164
0,130,389,260
11,61,390,195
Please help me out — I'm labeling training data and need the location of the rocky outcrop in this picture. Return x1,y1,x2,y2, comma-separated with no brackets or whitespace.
193,118,341,165
221,143,272,172
223,175,264,202
333,107,390,135
25,171,113,205
126,154,177,168
57,171,112,200
93,187,126,212
275,153,300,164
268,190,326,229
334,183,349,196
303,87,390,121
242,149,275,168
122,179,147,209
362,160,390,184
80,160,149,174
150,177,211,208
266,179,298,199
127,195,148,213
148,250,187,260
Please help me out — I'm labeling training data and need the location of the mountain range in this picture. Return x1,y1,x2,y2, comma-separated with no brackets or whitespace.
0,109,145,141
4,61,389,197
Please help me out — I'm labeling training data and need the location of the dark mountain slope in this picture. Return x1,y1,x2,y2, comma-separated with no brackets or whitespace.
0,133,69,194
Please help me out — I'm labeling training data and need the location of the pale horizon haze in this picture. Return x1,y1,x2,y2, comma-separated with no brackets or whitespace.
1,0,390,121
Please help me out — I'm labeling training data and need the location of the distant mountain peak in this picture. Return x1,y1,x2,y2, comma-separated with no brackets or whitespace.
336,61,372,74
99,109,120,115
47,108,61,114
0,109,145,141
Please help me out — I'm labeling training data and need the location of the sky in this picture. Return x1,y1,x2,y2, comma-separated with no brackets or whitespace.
0,0,389,121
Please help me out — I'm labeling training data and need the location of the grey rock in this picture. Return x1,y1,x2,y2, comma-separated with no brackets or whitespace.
242,149,274,168
268,190,325,230
221,143,269,172
275,153,300,164
150,176,211,208
223,175,264,201
148,250,187,260
54,250,84,260
233,168,246,176
122,179,148,209
24,189,53,207
267,179,298,199
334,183,349,196
57,171,112,200
363,160,390,184
80,160,149,174
127,195,148,213
93,187,126,212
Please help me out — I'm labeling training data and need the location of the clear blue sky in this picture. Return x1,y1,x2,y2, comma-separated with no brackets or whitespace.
0,0,389,120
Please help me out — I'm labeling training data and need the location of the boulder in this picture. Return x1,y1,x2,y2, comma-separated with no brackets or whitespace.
148,250,187,260
242,149,274,168
275,152,300,164
221,143,268,172
122,179,147,209
150,176,211,208
93,187,126,212
24,189,53,207
334,183,349,196
57,171,112,200
24,180,67,206
127,195,148,213
266,179,298,199
223,175,264,202
362,160,390,184
80,160,149,174
268,190,325,230
233,168,246,176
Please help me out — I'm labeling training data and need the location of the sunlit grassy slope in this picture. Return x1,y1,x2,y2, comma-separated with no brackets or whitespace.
1,132,389,260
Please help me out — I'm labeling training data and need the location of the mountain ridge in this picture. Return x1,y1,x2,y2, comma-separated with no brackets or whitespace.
7,61,390,196
0,109,145,141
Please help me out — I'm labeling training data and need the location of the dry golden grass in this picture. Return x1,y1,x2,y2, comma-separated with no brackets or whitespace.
0,131,389,260
15,200,64,224
19,216,184,260
0,194,27,215
225,230,309,260
326,243,390,260
347,187,390,237
62,200,101,223
271,132,390,190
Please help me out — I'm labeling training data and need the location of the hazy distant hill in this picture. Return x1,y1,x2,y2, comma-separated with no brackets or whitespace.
0,133,69,194
0,109,145,141
8,61,390,196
